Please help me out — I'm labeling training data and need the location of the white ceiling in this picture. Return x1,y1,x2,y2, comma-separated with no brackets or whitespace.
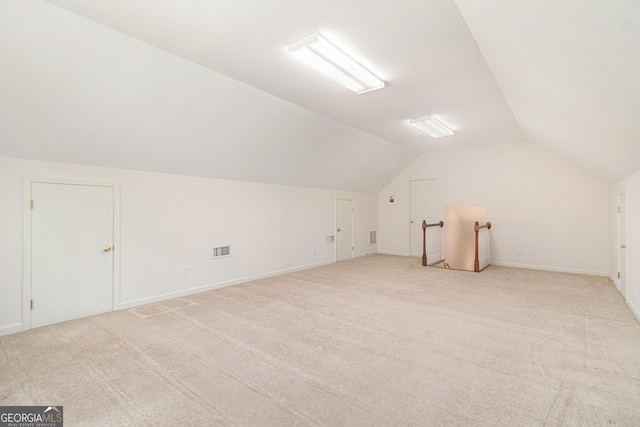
455,0,640,185
0,0,638,192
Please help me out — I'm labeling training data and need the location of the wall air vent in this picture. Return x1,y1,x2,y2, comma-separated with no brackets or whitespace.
369,230,377,245
212,245,231,259
326,235,335,244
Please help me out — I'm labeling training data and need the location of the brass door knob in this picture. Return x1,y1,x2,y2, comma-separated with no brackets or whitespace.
620,244,627,249
337,229,341,232
410,220,415,223
103,246,112,252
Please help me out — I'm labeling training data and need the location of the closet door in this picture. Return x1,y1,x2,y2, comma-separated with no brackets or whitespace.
30,182,115,327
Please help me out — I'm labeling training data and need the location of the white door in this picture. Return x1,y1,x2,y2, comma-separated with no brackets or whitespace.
410,180,440,262
336,199,354,261
619,192,628,299
30,182,115,327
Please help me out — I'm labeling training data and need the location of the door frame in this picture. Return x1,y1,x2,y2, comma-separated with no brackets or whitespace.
617,190,628,299
22,177,121,331
335,198,354,261
408,178,438,257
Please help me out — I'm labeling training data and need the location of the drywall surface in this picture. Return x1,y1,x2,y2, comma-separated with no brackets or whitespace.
378,142,610,275
0,156,377,335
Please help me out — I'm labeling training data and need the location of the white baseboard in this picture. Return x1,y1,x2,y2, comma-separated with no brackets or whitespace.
628,300,640,324
608,273,621,291
377,250,408,257
120,259,335,310
7,256,625,335
605,274,639,324
490,261,609,277
355,250,378,258
0,323,23,337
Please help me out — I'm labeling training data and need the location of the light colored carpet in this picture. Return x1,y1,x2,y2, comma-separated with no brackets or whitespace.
2,254,640,426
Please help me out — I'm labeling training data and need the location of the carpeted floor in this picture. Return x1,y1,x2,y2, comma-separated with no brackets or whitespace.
1,254,640,426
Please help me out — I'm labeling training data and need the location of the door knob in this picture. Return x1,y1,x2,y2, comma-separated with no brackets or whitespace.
337,228,341,232
103,246,112,252
410,220,415,223
620,244,627,249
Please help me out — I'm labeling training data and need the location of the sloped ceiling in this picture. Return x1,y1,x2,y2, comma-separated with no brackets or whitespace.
0,0,637,192
455,0,640,185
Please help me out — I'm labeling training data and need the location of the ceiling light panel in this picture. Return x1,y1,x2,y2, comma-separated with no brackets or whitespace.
288,33,384,94
410,116,454,138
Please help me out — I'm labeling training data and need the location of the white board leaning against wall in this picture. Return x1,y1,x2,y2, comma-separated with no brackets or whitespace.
443,206,485,271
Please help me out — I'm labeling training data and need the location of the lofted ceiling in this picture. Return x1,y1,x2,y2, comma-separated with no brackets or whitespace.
455,0,640,185
0,0,638,192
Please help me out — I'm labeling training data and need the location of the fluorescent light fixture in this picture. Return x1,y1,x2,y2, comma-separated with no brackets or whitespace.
288,33,384,94
410,116,454,138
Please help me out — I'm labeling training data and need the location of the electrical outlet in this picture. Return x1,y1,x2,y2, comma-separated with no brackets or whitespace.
564,252,571,259
517,248,522,256
311,248,316,255
182,266,189,276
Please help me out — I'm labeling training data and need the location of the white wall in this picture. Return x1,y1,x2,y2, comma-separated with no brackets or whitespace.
0,156,378,335
611,170,640,321
378,142,610,275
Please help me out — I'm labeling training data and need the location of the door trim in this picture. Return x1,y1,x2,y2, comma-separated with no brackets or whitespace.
617,190,627,298
408,178,438,258
22,177,121,331
335,198,354,261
